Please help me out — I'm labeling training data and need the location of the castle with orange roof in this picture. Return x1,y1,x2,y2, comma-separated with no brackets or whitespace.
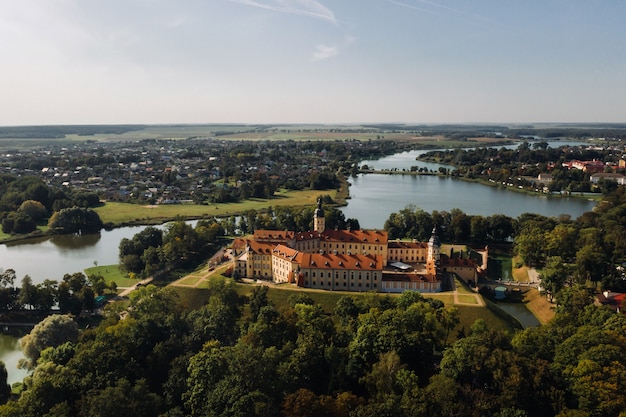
231,198,487,293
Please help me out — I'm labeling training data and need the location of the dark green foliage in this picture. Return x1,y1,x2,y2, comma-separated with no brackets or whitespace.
2,276,626,416
47,207,103,234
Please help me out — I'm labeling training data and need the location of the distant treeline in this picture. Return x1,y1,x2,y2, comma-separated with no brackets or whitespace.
0,125,146,139
361,123,626,140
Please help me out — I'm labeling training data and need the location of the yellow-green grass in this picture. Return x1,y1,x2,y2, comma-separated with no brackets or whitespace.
424,293,455,305
455,303,515,334
522,288,555,325
454,277,475,295
95,189,331,225
171,287,212,311
513,264,530,282
176,274,205,287
457,294,479,304
84,265,139,288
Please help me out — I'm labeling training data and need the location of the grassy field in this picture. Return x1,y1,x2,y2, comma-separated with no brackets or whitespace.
95,188,332,225
83,265,139,288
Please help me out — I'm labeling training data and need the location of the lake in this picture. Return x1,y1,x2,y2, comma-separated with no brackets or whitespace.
340,148,596,228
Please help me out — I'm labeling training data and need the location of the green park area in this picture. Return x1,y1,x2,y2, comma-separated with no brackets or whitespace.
94,188,336,225
83,265,140,289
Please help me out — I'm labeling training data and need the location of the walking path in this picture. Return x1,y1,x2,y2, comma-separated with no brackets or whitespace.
115,277,154,298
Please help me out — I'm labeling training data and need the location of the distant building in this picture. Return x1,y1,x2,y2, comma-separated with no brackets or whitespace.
590,173,626,185
563,160,605,173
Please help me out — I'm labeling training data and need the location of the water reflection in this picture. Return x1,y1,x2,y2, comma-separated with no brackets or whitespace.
0,334,28,385
49,233,102,249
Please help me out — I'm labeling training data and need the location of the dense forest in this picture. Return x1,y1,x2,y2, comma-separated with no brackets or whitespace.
0,279,623,416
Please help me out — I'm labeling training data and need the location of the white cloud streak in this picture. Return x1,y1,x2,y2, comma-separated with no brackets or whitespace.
387,0,491,23
310,36,356,61
311,44,338,61
228,0,337,25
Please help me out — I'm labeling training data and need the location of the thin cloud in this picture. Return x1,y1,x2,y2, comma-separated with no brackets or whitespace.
386,0,491,23
310,36,355,61
311,44,338,61
385,0,433,14
228,0,337,25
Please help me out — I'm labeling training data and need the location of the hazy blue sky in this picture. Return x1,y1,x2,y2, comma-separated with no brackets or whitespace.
1,0,625,125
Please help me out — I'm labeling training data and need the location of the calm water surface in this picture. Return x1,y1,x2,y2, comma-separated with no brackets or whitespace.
0,334,28,385
342,145,596,228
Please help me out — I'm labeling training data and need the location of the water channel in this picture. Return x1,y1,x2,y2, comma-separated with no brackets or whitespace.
0,142,597,383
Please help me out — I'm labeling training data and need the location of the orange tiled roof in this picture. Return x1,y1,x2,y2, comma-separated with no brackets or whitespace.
245,240,276,255
294,231,324,241
296,253,383,271
322,229,388,244
253,230,295,241
272,244,300,261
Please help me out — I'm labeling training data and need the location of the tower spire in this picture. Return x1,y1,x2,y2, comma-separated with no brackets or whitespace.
313,197,325,233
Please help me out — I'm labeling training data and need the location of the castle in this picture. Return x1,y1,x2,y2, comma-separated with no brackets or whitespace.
231,199,486,293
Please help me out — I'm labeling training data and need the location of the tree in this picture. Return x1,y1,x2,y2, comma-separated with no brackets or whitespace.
2,211,37,234
18,200,47,222
19,314,79,370
540,257,575,302
248,285,270,321
0,362,10,405
48,207,103,234
514,222,546,267
19,275,38,309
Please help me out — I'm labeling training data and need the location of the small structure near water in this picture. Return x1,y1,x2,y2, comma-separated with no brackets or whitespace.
494,286,507,300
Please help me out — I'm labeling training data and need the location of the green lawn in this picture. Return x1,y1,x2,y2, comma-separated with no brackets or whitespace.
95,189,332,225
457,294,478,304
83,265,139,288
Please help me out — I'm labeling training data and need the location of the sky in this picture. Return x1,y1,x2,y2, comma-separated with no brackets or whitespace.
1,0,625,126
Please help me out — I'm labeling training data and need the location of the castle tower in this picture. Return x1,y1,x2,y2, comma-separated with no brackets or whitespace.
427,226,440,263
313,197,325,233
427,226,441,275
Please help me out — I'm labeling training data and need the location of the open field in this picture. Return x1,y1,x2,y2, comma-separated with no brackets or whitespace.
83,265,139,288
95,188,332,225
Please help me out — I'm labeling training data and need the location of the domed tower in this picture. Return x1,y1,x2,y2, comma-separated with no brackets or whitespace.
313,197,325,233
427,226,440,263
